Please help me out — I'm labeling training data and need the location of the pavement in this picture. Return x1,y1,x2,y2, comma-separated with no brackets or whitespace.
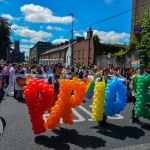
0,90,150,150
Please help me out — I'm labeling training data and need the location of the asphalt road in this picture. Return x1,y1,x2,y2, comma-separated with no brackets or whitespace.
0,91,150,150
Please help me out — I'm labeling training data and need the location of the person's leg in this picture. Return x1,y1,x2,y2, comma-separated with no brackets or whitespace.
131,97,140,123
98,114,108,125
5,82,13,95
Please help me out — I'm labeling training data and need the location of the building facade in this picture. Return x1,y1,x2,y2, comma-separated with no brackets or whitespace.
10,41,25,63
131,0,150,35
40,42,70,66
73,28,94,67
40,29,94,67
29,41,53,64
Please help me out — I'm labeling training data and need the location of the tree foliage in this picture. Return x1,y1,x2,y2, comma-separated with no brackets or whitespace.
130,7,150,67
0,16,11,60
93,34,128,61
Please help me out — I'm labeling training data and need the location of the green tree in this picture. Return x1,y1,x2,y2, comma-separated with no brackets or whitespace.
0,16,11,61
131,7,150,67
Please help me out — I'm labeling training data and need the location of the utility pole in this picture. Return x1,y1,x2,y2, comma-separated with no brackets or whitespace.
70,13,74,66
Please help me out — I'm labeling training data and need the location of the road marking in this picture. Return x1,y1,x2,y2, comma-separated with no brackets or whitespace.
43,108,85,123
90,105,124,120
43,105,124,123
72,108,85,122
78,105,93,121
0,119,3,138
107,114,124,120
109,143,150,150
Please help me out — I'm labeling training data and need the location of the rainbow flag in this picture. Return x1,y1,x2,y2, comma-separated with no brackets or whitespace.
131,60,140,67
116,69,121,75
93,67,101,81
84,77,95,99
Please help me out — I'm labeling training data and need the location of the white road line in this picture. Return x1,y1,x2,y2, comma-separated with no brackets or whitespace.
43,108,85,123
89,105,124,120
0,119,3,138
109,143,150,150
72,108,85,122
78,105,93,121
107,114,124,120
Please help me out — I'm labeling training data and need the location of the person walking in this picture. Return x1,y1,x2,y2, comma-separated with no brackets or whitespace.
97,68,111,126
5,63,16,96
131,66,145,123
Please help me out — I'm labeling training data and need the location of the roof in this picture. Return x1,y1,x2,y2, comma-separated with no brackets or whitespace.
41,44,70,55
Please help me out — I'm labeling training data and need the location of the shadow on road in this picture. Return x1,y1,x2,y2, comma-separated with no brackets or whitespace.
35,128,106,150
141,122,150,131
91,123,145,140
0,91,5,103
0,117,6,139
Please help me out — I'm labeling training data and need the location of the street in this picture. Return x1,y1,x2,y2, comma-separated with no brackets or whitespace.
0,91,150,150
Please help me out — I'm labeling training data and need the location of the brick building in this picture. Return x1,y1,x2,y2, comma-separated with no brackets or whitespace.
40,28,94,67
29,41,53,64
73,28,94,67
40,42,70,66
131,0,150,36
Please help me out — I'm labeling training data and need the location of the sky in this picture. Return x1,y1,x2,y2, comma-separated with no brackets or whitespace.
0,0,132,56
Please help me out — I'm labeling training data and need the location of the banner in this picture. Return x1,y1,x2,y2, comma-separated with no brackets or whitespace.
15,74,48,90
131,60,140,67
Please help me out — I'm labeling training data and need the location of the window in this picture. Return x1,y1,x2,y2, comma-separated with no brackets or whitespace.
89,49,92,58
83,49,85,58
78,50,80,59
74,51,76,58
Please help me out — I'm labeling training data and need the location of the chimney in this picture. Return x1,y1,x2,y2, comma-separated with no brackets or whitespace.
87,27,93,39
76,36,85,42
60,43,64,46
65,41,69,45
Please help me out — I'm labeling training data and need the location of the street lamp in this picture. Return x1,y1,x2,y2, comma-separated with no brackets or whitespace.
70,13,74,66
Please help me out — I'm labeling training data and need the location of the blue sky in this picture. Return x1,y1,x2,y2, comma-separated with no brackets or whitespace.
0,0,132,56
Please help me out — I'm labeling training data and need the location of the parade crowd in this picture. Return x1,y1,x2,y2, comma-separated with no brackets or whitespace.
0,62,150,126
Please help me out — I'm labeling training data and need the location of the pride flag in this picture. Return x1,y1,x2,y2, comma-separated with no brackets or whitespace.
93,67,101,82
84,77,95,99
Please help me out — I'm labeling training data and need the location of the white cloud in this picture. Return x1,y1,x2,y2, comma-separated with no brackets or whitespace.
105,0,114,4
12,24,53,43
83,30,130,44
20,39,29,43
21,4,72,24
0,0,9,4
11,24,28,30
20,44,34,56
1,13,13,20
74,31,82,37
52,38,69,44
46,25,65,31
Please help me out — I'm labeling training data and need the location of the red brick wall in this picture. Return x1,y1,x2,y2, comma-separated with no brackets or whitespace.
73,39,94,67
